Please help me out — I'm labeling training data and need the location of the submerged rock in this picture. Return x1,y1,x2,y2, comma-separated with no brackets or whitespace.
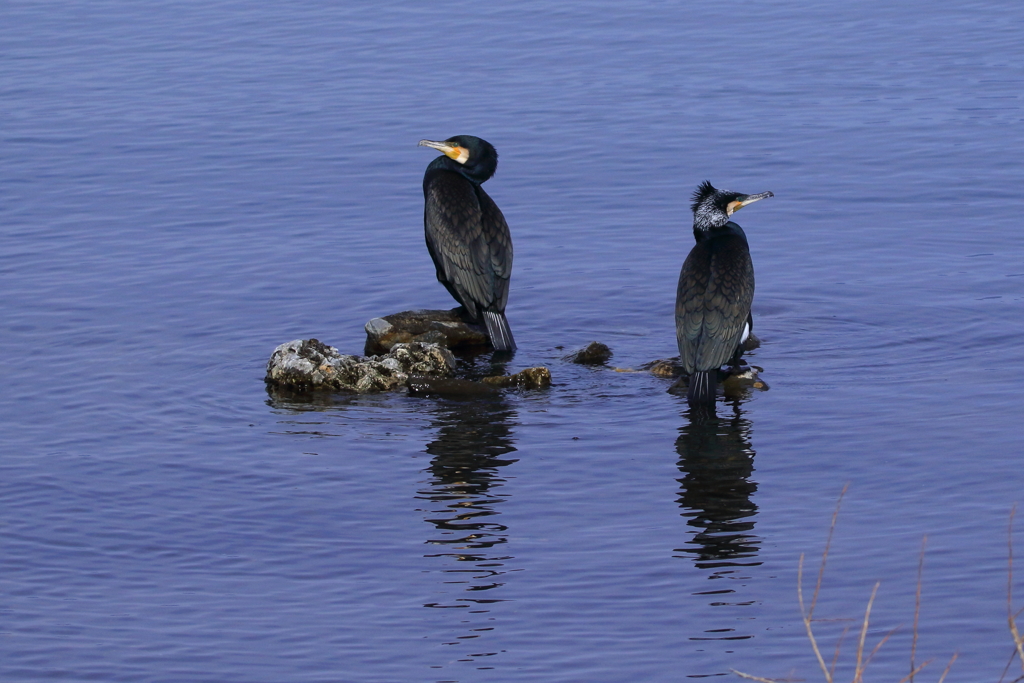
645,360,681,378
482,367,552,390
567,341,613,365
662,362,769,396
722,366,769,393
406,376,500,397
266,338,456,393
364,308,488,355
639,333,760,377
641,355,769,395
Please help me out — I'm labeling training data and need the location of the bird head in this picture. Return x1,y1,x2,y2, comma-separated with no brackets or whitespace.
419,135,498,182
691,180,773,231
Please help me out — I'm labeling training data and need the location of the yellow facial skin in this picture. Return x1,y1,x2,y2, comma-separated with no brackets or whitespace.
447,146,470,164
418,140,471,165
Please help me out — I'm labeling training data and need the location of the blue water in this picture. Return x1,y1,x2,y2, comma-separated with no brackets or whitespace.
3,1,1023,680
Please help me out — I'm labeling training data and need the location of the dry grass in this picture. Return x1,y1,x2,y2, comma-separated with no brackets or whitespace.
732,489,1024,683
1002,505,1024,683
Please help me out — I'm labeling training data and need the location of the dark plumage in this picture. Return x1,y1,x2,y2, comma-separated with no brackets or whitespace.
419,135,516,351
676,181,773,406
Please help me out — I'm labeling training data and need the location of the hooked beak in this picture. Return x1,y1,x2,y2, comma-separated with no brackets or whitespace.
727,190,774,216
418,139,469,164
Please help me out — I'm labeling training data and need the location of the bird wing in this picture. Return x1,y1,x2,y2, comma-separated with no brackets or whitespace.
676,236,754,372
676,243,712,373
424,171,502,317
474,185,513,310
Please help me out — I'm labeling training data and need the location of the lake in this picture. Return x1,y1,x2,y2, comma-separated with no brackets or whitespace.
2,1,1023,680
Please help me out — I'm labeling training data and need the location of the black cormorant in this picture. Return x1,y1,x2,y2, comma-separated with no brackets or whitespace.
676,181,773,406
419,135,516,352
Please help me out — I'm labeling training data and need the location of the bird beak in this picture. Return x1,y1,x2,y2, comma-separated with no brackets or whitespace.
727,191,774,216
418,139,469,164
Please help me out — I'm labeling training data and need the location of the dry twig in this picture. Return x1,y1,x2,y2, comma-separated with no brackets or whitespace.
936,652,957,683
851,582,880,683
729,670,781,683
897,659,932,683
795,484,849,683
1010,506,1024,673
911,536,927,683
830,625,851,680
732,487,972,683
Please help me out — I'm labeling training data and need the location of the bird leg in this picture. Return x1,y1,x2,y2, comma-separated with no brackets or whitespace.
724,347,750,377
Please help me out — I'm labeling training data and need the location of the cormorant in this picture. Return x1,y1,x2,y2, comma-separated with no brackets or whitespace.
418,135,516,352
676,181,773,406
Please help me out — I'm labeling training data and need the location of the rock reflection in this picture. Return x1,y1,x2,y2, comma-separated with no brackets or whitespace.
675,401,761,645
416,393,518,664
263,385,399,437
265,384,372,410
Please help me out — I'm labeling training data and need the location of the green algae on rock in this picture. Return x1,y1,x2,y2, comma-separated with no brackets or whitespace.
566,341,613,365
482,367,552,390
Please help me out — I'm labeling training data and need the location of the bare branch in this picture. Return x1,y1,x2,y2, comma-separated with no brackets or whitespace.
810,484,848,620
729,669,781,683
852,581,880,683
793,485,849,683
798,553,831,683
999,645,1020,683
911,536,927,683
865,624,898,668
936,651,958,683
830,625,851,680
738,490,964,683
1010,506,1024,672
897,658,932,683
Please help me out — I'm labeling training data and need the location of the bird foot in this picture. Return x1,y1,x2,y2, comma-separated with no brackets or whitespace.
721,364,751,378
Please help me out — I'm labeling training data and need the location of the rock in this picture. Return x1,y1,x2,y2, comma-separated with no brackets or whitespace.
567,341,613,365
482,367,552,390
266,338,455,393
636,330,760,376
641,355,769,395
664,364,769,396
387,342,457,376
364,308,489,355
639,357,683,377
646,361,681,378
722,366,770,394
265,338,360,389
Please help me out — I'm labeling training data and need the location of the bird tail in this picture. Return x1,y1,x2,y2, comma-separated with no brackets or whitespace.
686,370,716,407
483,311,517,352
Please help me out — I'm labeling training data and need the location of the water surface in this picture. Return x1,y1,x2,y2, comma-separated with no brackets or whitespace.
2,1,1023,680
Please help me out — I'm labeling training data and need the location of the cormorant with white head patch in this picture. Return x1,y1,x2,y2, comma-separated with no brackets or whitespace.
676,181,773,407
419,135,516,352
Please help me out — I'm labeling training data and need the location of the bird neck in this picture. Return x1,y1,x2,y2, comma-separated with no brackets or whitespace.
426,155,492,184
692,221,744,242
692,201,730,234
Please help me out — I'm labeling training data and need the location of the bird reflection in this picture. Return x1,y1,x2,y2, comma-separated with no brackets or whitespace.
416,394,518,663
675,400,761,652
675,401,760,569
